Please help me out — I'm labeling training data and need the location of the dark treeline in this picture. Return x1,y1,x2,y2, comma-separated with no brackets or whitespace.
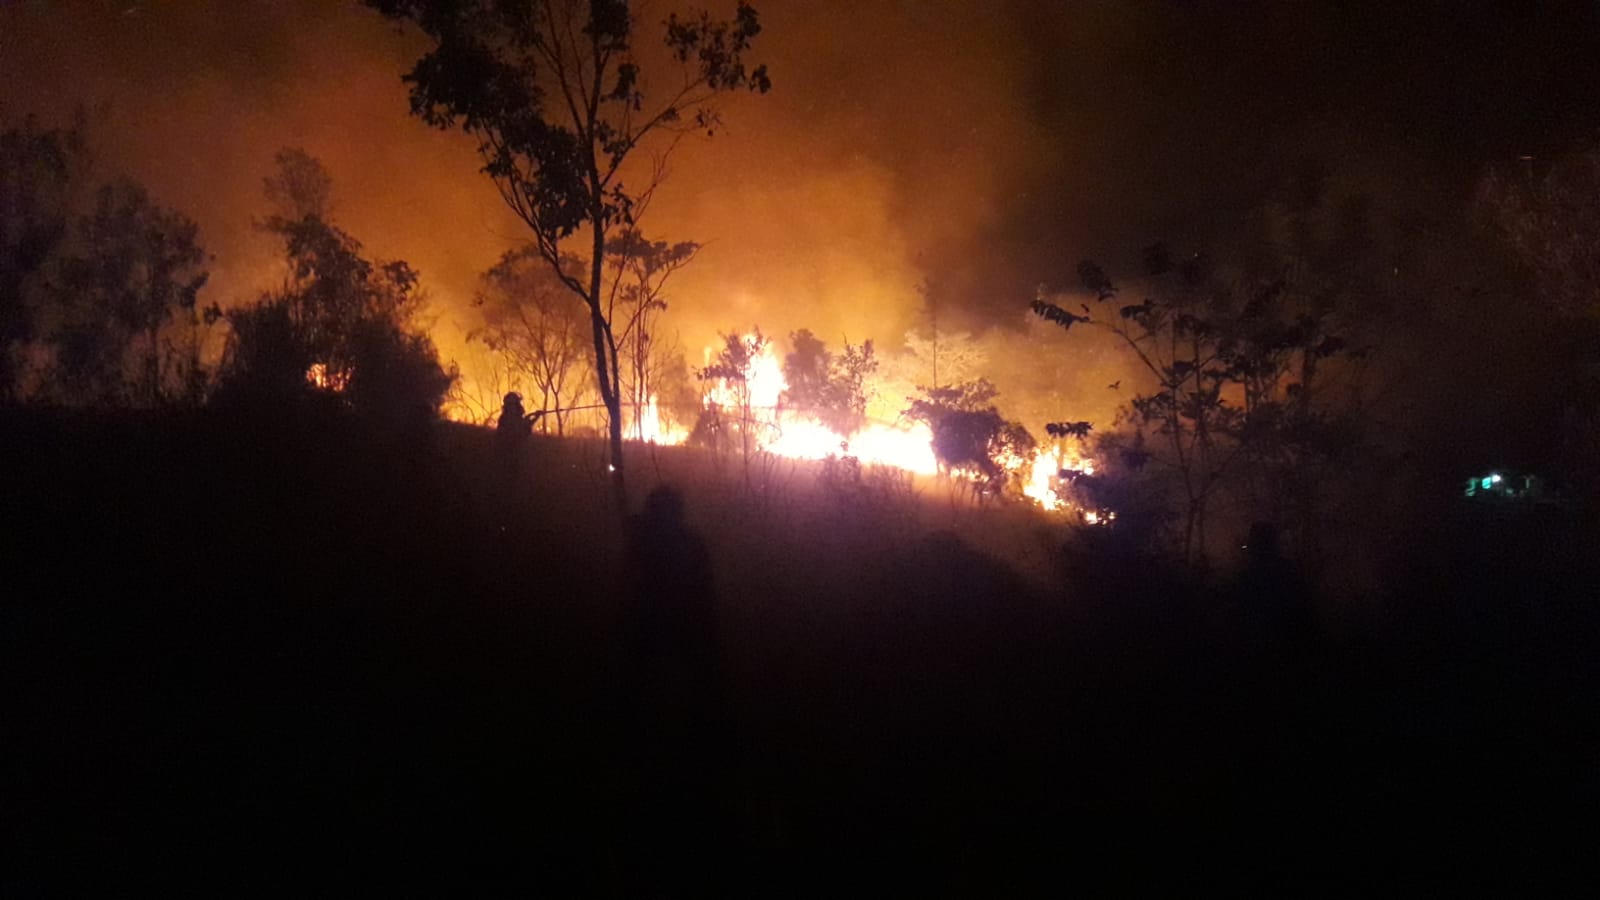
1,123,455,425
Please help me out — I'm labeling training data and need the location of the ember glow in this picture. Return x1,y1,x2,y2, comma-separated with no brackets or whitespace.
448,324,1111,518
676,334,1107,517
305,363,347,392
1023,453,1062,511
693,333,939,473
633,396,681,446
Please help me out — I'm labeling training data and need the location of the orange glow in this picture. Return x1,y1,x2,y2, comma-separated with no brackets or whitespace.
1023,452,1062,511
305,362,347,392
696,334,941,474
449,332,1114,520
764,417,941,475
633,395,685,446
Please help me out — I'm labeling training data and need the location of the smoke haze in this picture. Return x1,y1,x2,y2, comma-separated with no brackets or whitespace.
5,0,1598,425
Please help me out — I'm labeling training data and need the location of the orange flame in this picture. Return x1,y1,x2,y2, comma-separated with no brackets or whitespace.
453,333,1112,520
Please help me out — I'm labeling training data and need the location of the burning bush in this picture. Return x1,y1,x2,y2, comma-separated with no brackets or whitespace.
905,378,1036,497
696,330,775,460
780,329,878,437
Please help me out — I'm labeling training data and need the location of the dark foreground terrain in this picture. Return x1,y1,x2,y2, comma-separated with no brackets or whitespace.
4,407,1597,893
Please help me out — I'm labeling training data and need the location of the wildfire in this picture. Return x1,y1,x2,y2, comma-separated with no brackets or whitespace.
1023,453,1062,510
762,417,940,475
456,332,1113,521
687,334,1115,521
304,362,347,392
693,335,942,474
633,395,684,445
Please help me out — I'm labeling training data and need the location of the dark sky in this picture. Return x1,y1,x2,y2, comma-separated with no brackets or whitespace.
985,0,1600,296
3,0,1598,376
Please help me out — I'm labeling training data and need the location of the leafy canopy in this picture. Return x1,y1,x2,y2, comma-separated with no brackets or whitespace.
369,0,769,275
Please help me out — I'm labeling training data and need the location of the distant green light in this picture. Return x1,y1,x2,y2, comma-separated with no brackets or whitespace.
1481,477,1494,490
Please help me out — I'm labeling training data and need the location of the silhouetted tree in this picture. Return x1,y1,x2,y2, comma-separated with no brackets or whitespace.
370,0,771,506
472,247,593,434
781,328,829,412
1033,245,1365,562
781,328,878,436
607,228,697,440
219,149,453,416
2,116,217,407
905,377,1034,496
697,328,769,461
829,339,879,435
46,179,212,406
262,146,333,223
902,327,986,393
218,298,309,403
0,116,88,401
344,315,456,426
275,227,421,391
873,327,987,429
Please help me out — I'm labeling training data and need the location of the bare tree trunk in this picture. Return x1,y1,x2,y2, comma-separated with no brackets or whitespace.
588,251,626,508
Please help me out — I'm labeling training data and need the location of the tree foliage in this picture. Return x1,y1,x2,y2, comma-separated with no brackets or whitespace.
48,179,212,405
369,0,770,503
220,149,453,418
696,328,769,459
607,227,697,438
2,116,216,407
262,146,333,223
473,246,593,433
780,328,878,436
904,377,1034,496
1032,242,1368,562
1045,420,1093,440
0,116,88,400
342,315,457,426
263,215,423,391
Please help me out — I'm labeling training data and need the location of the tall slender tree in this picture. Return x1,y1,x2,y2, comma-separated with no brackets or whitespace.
607,227,697,439
368,0,770,505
